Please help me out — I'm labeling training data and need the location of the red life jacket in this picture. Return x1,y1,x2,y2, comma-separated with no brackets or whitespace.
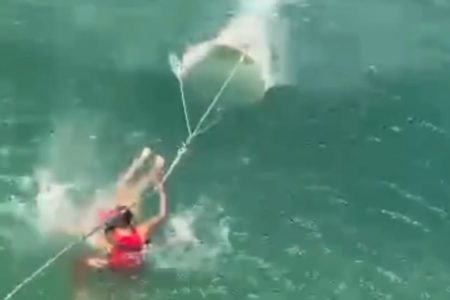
107,227,144,270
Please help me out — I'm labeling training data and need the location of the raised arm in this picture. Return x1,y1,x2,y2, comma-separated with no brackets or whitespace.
137,182,168,242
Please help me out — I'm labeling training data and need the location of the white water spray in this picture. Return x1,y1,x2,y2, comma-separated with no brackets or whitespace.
150,198,232,272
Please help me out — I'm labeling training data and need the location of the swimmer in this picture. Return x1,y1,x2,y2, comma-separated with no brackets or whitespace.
91,147,166,253
84,147,166,266
58,148,164,251
74,148,167,294
84,180,167,271
71,148,167,296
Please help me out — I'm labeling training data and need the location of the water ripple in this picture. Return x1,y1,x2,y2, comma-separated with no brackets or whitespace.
380,209,430,233
382,181,448,219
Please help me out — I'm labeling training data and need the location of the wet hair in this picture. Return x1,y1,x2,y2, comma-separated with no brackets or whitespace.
104,206,134,232
116,205,133,225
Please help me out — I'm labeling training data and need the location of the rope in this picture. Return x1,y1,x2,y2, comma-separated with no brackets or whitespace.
166,52,246,179
3,241,78,300
176,73,192,136
2,52,245,300
169,53,191,136
190,53,244,139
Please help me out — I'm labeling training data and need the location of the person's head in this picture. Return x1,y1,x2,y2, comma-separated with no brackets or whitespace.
109,206,134,228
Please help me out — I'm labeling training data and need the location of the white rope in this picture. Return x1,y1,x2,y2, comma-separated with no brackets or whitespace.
164,52,245,181
190,54,244,139
2,52,245,300
3,241,78,300
169,53,192,136
178,77,192,135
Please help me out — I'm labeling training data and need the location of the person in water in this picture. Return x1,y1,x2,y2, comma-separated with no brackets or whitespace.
71,147,168,297
84,181,167,271
83,147,167,271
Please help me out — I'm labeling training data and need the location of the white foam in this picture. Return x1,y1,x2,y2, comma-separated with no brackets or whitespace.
0,167,112,249
32,168,119,249
150,197,232,272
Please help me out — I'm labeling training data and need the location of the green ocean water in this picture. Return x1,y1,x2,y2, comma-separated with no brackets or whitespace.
1,0,450,299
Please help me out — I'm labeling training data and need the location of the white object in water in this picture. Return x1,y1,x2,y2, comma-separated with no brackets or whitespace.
178,4,291,105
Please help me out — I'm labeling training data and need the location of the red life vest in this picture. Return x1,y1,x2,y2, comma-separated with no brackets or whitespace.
107,227,144,270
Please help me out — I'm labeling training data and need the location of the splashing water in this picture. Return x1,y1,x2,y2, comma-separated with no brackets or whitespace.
31,179,234,273
3,166,233,275
150,197,232,272
33,169,78,235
